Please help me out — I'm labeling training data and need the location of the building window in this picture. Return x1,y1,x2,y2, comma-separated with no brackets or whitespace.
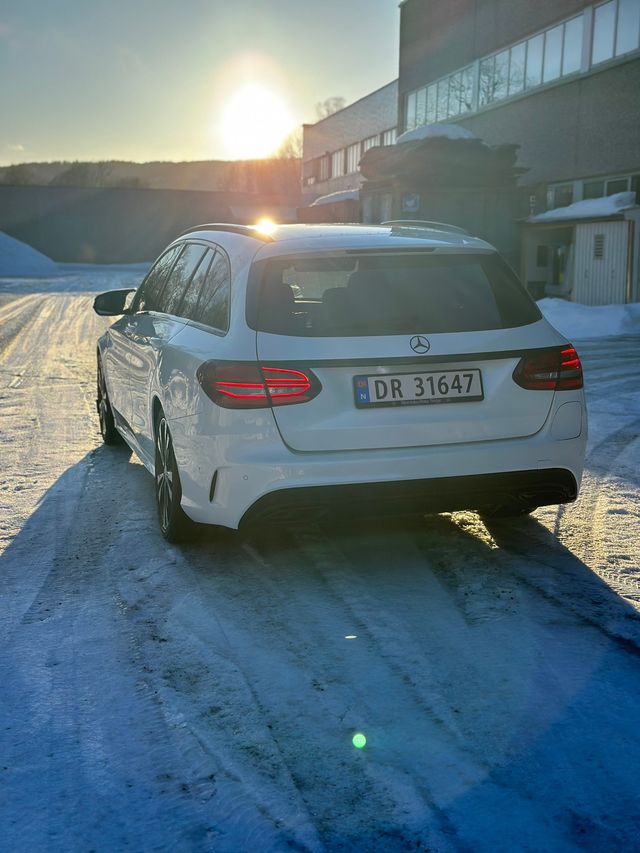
346,142,360,174
593,0,640,64
543,24,564,82
584,179,605,199
552,184,575,208
607,177,629,193
362,135,380,152
404,7,606,132
416,88,427,125
582,174,631,199
426,85,437,123
478,16,584,107
406,92,417,131
547,174,631,209
382,128,397,146
318,155,330,182
403,2,638,134
593,1,617,63
508,42,526,94
562,15,584,74
617,0,640,56
331,149,344,178
526,33,544,87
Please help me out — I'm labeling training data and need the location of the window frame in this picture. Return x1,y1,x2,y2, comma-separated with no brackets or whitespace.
331,149,345,178
130,243,184,314
346,142,361,174
156,241,209,318
187,242,233,335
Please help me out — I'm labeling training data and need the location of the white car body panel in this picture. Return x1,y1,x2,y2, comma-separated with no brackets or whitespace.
256,320,567,452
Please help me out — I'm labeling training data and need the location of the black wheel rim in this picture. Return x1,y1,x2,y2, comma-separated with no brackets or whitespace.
156,418,174,531
97,362,109,438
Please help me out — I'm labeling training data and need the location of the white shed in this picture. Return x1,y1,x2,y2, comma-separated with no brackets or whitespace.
522,193,639,305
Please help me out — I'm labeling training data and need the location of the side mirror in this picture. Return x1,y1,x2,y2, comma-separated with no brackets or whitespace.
93,289,135,316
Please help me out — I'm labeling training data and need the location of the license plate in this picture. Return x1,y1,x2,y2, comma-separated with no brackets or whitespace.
354,368,483,408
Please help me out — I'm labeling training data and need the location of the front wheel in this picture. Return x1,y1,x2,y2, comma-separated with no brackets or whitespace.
154,414,194,543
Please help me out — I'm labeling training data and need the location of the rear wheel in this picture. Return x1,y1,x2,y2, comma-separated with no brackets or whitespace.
154,413,194,543
97,356,122,445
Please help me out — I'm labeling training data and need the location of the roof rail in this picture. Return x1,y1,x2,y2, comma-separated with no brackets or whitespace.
178,223,274,242
382,219,469,236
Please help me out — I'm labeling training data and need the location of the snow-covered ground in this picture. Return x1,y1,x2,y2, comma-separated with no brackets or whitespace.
1,266,639,852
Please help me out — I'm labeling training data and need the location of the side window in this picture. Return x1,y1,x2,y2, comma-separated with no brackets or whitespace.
179,248,214,320
157,242,207,316
194,250,231,331
132,245,181,313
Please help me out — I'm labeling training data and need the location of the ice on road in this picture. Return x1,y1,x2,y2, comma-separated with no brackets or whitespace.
1,269,639,852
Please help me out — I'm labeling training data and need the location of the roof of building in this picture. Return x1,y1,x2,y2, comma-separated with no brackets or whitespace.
528,192,637,224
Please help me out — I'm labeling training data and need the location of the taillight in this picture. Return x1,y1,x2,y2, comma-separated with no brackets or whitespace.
197,361,321,408
513,345,583,391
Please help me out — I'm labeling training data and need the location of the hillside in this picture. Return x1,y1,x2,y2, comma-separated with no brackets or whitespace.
0,157,301,194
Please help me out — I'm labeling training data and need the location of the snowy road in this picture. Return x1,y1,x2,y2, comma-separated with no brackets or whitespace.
1,269,639,852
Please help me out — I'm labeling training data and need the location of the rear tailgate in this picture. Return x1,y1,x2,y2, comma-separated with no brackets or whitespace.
256,328,558,452
251,248,565,453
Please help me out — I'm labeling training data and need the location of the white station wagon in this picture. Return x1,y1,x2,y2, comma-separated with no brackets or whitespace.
94,222,587,541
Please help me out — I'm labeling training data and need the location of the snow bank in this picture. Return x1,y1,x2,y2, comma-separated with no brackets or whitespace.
530,192,637,223
0,232,58,277
310,189,360,206
538,297,640,339
396,123,477,145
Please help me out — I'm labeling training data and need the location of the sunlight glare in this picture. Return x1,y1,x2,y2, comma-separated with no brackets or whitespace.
255,217,277,235
220,85,294,159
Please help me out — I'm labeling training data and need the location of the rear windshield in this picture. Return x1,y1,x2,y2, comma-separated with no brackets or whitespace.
248,252,541,336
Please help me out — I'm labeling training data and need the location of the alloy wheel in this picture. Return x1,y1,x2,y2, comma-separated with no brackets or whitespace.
97,362,109,438
155,417,174,532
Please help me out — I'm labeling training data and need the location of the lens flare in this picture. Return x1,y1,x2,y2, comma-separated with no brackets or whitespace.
352,733,367,749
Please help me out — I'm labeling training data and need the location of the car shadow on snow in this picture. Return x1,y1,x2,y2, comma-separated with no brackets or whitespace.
3,448,640,850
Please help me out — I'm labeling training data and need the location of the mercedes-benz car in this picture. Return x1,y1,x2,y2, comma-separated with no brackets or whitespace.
94,222,587,542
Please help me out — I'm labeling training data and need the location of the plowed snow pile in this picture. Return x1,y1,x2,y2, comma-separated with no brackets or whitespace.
0,231,58,277
539,297,640,339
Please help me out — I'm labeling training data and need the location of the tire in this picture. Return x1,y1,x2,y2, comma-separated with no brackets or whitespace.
97,355,123,445
154,412,194,543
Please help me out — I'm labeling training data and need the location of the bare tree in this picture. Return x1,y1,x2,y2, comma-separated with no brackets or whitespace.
275,127,303,159
315,97,346,119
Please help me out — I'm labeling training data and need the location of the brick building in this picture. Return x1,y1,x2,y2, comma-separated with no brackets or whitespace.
301,81,398,205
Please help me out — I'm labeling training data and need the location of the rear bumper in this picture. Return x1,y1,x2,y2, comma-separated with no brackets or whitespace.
177,422,586,528
239,468,578,525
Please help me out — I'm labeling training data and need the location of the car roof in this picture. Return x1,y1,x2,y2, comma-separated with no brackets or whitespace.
178,222,495,256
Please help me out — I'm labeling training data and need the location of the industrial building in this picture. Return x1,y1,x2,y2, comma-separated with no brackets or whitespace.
301,0,640,303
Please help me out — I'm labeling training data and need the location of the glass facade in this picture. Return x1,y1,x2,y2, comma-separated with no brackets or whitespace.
404,1,640,133
593,0,640,63
547,174,633,208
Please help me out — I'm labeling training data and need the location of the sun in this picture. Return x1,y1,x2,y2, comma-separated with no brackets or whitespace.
220,85,295,159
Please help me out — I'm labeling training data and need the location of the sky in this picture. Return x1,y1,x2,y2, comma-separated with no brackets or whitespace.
0,0,399,165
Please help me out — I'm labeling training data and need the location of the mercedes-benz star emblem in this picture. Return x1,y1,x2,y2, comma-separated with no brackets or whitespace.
410,335,431,354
